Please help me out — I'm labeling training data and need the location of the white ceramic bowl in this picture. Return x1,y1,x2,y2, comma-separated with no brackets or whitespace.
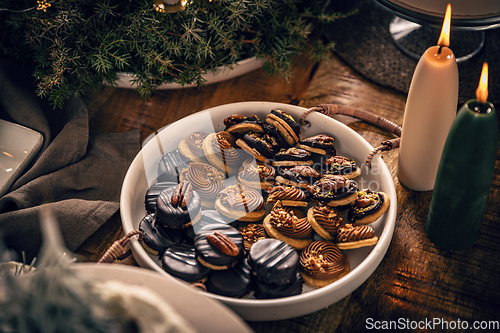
120,101,397,321
115,57,263,90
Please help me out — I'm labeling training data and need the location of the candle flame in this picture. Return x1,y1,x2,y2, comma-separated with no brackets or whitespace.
476,62,489,103
437,4,452,47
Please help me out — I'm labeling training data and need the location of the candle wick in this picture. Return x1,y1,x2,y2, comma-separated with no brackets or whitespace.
437,45,443,54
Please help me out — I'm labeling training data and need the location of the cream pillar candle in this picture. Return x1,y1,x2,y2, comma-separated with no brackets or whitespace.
397,4,459,191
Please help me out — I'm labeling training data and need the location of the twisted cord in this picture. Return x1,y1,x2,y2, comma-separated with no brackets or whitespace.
98,230,143,264
301,104,402,167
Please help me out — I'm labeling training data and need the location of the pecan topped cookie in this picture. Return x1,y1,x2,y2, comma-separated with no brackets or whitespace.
297,134,336,156
306,175,358,206
224,114,264,136
272,147,313,167
322,155,361,179
347,189,390,225
276,165,320,189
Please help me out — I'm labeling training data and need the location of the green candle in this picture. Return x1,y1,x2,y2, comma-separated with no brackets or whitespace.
426,64,498,250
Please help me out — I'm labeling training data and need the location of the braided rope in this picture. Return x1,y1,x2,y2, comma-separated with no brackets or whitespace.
301,104,402,168
98,230,143,264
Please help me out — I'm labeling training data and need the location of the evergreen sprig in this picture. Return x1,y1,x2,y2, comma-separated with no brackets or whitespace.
0,0,354,108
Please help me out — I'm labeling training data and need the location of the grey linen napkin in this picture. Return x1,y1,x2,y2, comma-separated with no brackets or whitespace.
0,60,141,261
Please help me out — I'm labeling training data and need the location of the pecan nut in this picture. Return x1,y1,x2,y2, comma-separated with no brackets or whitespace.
171,180,193,208
206,231,240,256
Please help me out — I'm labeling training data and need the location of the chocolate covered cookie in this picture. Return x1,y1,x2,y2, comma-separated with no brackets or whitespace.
223,114,264,136
247,238,299,286
235,132,276,162
306,175,358,206
296,134,336,156
252,271,303,299
299,240,350,288
265,110,301,146
145,181,177,214
347,189,390,225
139,214,182,256
156,181,202,229
161,244,210,283
275,165,320,189
322,155,361,179
272,147,313,167
194,223,244,270
206,259,252,298
157,149,190,183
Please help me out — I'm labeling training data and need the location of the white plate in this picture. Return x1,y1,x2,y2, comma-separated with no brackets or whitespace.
115,57,263,90
120,101,397,321
0,119,43,197
62,263,252,333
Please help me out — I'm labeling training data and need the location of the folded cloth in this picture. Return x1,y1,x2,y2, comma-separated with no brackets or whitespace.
0,59,141,261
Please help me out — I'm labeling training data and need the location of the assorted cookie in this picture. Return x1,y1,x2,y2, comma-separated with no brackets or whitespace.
139,109,392,298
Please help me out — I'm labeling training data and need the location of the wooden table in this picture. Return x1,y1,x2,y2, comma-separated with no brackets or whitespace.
79,51,500,332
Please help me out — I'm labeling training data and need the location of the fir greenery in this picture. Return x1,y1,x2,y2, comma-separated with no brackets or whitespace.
0,0,353,108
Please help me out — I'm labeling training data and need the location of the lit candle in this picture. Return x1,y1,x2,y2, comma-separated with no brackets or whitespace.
426,62,498,250
397,4,459,191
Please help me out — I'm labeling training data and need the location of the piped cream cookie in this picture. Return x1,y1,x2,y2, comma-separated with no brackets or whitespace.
180,162,225,208
306,205,344,240
336,224,378,249
266,184,308,207
178,131,209,163
263,201,313,250
214,184,266,222
299,240,350,288
203,131,244,176
237,158,275,189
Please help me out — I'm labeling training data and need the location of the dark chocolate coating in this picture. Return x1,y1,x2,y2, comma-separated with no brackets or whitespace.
206,259,252,298
306,177,359,202
247,238,299,285
139,214,183,254
280,165,319,185
242,133,275,158
194,223,244,268
253,271,303,299
157,149,190,183
145,182,177,214
347,189,384,223
263,123,289,149
271,109,300,137
274,148,311,161
161,244,210,282
156,186,201,229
